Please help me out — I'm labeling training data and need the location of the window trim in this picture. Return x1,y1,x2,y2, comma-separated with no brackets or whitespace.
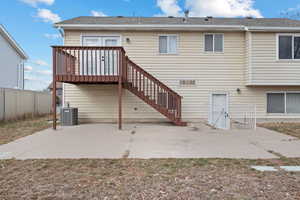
266,91,300,114
204,33,224,53
80,34,122,46
276,33,300,60
158,34,179,55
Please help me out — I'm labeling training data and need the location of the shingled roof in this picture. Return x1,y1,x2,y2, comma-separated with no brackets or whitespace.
55,16,300,28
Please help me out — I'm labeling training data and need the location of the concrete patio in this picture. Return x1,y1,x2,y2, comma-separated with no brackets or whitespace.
1,123,300,159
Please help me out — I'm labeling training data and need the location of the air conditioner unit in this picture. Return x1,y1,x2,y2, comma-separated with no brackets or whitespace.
61,107,78,126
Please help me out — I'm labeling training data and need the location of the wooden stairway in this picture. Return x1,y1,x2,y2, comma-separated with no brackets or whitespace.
123,58,187,126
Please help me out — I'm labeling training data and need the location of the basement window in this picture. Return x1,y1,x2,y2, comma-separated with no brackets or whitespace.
204,33,224,53
267,92,300,114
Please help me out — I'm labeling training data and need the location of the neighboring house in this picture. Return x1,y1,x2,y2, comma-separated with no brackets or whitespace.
48,82,63,106
0,24,28,89
52,16,300,129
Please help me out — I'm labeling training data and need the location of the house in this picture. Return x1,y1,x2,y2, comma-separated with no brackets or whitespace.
48,82,63,106
52,16,300,130
0,24,28,89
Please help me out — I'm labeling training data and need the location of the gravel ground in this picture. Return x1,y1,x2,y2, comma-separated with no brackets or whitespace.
1,158,300,200
0,115,51,145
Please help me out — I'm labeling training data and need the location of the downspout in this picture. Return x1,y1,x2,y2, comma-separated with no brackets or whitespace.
22,62,25,90
57,27,64,38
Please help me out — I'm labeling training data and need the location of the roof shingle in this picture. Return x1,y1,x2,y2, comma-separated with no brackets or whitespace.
55,16,300,28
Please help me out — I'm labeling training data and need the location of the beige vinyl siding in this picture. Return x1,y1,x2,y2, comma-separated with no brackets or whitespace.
63,30,300,122
249,32,300,85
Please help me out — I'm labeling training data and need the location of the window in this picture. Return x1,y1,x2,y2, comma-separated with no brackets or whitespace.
267,93,285,113
278,34,300,60
159,35,177,54
267,92,300,114
204,33,223,52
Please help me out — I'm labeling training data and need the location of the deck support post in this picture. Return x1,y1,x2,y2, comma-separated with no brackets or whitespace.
52,48,57,130
118,50,123,130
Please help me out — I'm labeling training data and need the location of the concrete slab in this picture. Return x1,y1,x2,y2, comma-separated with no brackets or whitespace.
0,123,300,159
251,166,278,172
280,166,300,172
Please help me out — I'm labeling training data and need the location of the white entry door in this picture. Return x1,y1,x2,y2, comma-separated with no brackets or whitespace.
103,37,120,75
82,36,121,75
210,93,229,129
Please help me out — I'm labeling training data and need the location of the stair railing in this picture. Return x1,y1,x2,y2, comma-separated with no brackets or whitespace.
123,57,183,121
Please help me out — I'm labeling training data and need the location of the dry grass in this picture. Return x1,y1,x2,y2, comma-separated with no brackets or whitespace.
0,158,300,200
259,122,300,139
0,115,52,145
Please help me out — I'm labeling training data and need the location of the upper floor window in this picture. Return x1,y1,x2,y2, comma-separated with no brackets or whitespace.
159,35,177,54
278,34,300,60
204,33,224,53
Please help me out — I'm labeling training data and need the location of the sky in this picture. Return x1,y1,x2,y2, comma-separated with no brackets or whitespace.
1,0,300,90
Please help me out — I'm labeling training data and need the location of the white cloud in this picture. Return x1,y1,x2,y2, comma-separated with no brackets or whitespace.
156,0,182,16
44,33,61,39
91,10,107,17
185,0,262,18
280,4,300,19
37,70,52,75
36,8,61,23
21,0,54,7
34,60,49,66
24,65,33,72
156,0,262,18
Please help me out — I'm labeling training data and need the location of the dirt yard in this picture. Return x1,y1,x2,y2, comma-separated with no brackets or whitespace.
0,158,300,200
259,122,300,139
0,115,51,145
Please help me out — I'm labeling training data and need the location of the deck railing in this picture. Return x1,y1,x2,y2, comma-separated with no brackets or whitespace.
52,46,125,80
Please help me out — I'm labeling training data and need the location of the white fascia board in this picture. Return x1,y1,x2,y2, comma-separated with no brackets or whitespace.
0,25,28,60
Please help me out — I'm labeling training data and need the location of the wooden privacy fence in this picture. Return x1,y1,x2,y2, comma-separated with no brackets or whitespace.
0,88,51,121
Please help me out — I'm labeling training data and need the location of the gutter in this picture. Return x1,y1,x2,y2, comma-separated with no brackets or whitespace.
247,26,300,32
54,23,300,32
54,24,246,31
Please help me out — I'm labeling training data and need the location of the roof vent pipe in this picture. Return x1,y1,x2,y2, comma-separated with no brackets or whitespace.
205,16,213,21
184,10,189,23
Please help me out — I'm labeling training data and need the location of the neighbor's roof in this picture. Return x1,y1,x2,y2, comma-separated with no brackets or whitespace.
0,24,28,59
54,17,300,31
48,82,63,90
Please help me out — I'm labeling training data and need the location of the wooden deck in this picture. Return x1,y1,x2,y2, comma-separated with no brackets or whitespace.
52,46,186,130
55,75,119,83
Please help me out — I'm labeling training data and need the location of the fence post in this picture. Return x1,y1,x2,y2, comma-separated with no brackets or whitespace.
0,88,5,121
254,104,257,130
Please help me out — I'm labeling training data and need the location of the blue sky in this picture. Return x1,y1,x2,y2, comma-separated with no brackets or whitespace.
1,0,300,90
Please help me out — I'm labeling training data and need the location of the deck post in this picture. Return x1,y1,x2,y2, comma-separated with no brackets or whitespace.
52,48,57,130
118,49,123,130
